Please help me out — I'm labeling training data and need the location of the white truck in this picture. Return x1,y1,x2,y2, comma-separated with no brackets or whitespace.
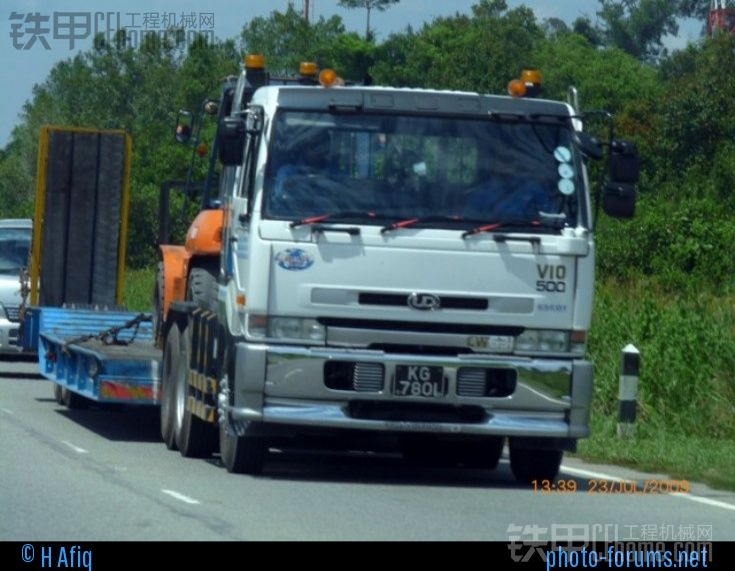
0,219,32,353
159,59,639,483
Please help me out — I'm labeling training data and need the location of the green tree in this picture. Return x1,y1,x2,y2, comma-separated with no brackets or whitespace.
338,0,400,40
240,5,347,75
596,0,680,61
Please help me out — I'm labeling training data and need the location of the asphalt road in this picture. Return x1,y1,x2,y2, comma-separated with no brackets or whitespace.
1,357,734,541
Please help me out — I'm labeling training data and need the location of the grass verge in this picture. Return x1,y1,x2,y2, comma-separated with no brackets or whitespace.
123,266,156,312
579,279,735,490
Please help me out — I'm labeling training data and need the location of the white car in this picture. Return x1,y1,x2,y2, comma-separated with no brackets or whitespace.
0,219,32,353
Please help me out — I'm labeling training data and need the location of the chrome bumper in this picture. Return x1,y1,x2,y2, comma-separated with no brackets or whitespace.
231,342,593,439
0,318,21,353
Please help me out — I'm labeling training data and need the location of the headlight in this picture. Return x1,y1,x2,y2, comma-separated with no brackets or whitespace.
515,330,570,353
246,315,326,344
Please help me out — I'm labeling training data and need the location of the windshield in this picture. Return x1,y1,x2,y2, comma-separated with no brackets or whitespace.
263,111,585,229
0,228,31,275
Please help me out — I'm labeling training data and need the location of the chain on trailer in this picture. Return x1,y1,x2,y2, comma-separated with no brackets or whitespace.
61,313,152,353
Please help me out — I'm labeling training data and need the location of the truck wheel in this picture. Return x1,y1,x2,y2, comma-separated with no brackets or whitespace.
456,437,504,469
218,354,267,474
219,414,267,475
53,383,64,405
176,320,217,457
187,262,218,312
152,261,164,347
510,447,563,484
160,323,181,450
61,387,90,410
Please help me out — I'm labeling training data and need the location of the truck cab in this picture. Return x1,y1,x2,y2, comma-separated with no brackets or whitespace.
0,219,32,353
161,60,638,483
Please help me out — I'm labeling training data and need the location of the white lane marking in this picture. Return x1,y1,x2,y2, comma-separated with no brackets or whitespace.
561,464,735,513
61,440,88,454
0,407,13,414
161,489,201,505
670,493,735,512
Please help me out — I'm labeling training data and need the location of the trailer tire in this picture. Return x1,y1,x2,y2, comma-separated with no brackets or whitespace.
176,320,217,457
61,387,90,410
53,383,63,405
160,323,181,450
187,262,218,313
510,447,563,484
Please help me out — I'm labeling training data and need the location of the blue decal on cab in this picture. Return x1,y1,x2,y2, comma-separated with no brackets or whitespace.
275,249,315,271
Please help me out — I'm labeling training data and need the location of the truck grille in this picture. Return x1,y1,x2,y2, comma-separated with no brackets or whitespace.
4,305,20,323
359,293,488,311
457,367,517,398
324,362,385,393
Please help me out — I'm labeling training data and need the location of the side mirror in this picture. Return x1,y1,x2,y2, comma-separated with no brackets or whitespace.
218,116,246,166
574,131,604,161
175,110,193,144
602,182,636,219
610,140,640,183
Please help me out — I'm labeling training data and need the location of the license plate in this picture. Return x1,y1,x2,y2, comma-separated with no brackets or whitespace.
394,365,445,398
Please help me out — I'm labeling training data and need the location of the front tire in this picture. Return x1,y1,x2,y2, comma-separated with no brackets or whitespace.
218,344,267,474
510,447,563,484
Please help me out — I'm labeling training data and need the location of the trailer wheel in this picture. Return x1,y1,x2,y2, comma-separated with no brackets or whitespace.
176,320,217,457
510,447,563,484
187,262,218,312
53,383,63,405
61,387,90,410
160,323,181,450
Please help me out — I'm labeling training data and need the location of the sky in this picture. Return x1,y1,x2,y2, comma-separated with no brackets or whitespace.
0,0,704,147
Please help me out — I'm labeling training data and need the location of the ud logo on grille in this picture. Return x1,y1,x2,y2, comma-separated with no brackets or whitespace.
407,293,441,311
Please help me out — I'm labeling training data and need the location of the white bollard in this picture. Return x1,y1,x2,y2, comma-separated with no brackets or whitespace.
617,344,640,439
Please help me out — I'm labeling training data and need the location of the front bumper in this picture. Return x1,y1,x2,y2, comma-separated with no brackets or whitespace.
230,342,593,439
0,318,21,353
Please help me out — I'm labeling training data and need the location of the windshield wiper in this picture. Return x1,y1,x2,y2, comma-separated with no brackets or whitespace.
290,211,377,228
380,215,465,234
461,218,564,239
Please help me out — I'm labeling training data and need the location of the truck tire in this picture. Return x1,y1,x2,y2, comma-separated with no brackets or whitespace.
53,383,64,405
219,414,267,475
176,320,217,457
61,387,90,410
187,262,218,313
218,343,267,474
160,323,181,450
455,437,504,469
152,261,164,347
510,447,563,484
